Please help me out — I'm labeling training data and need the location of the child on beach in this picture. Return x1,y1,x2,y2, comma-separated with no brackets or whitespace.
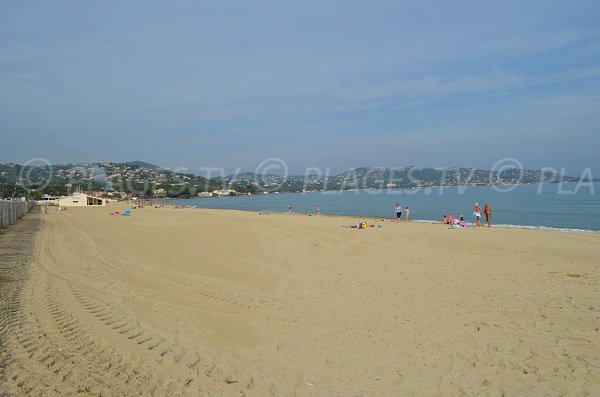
404,207,410,222
473,203,481,226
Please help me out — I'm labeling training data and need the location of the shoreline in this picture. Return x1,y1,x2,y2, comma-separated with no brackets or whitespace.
161,182,599,233
180,205,600,234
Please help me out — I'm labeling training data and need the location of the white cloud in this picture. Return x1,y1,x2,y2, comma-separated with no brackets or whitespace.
273,65,600,117
482,30,591,55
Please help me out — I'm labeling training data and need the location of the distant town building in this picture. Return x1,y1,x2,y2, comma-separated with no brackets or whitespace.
212,189,236,197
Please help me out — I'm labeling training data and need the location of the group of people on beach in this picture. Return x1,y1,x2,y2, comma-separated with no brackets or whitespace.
442,202,493,228
287,200,492,228
394,203,410,222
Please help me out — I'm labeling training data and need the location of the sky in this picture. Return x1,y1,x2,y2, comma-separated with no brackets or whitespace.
1,1,599,176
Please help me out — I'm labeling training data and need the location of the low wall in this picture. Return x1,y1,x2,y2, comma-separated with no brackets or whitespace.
0,201,37,229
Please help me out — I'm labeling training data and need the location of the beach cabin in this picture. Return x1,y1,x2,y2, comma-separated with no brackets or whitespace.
58,193,107,207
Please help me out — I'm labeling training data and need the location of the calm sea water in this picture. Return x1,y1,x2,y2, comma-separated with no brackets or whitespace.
167,182,600,232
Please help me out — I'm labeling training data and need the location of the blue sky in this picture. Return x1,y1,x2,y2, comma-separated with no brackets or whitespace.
1,1,599,176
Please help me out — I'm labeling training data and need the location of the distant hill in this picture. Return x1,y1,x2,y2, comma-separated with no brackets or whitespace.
0,161,595,200
122,161,162,170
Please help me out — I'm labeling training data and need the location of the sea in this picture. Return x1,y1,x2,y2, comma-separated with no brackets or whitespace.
166,182,600,233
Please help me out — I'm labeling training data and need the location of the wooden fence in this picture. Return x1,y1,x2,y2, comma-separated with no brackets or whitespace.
0,201,37,229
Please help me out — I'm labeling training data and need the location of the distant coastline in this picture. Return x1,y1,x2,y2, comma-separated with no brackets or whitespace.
1,161,595,200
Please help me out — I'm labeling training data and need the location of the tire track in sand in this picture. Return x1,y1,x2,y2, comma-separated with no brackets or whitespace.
0,209,41,392
2,211,261,396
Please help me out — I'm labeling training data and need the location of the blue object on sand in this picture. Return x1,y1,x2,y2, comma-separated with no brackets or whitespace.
124,210,132,216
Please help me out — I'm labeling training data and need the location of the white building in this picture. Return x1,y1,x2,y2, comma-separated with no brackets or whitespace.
58,193,108,207
212,189,236,197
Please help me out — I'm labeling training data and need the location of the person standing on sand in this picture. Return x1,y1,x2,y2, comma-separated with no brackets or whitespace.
395,203,402,222
288,203,292,212
484,203,493,227
316,204,320,214
404,206,410,222
473,203,482,226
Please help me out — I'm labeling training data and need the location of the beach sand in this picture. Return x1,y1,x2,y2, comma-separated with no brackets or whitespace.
1,204,599,396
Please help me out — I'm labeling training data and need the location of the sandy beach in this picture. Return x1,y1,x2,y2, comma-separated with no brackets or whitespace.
1,204,599,396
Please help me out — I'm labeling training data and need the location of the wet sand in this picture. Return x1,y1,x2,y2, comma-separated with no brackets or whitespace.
1,204,599,396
